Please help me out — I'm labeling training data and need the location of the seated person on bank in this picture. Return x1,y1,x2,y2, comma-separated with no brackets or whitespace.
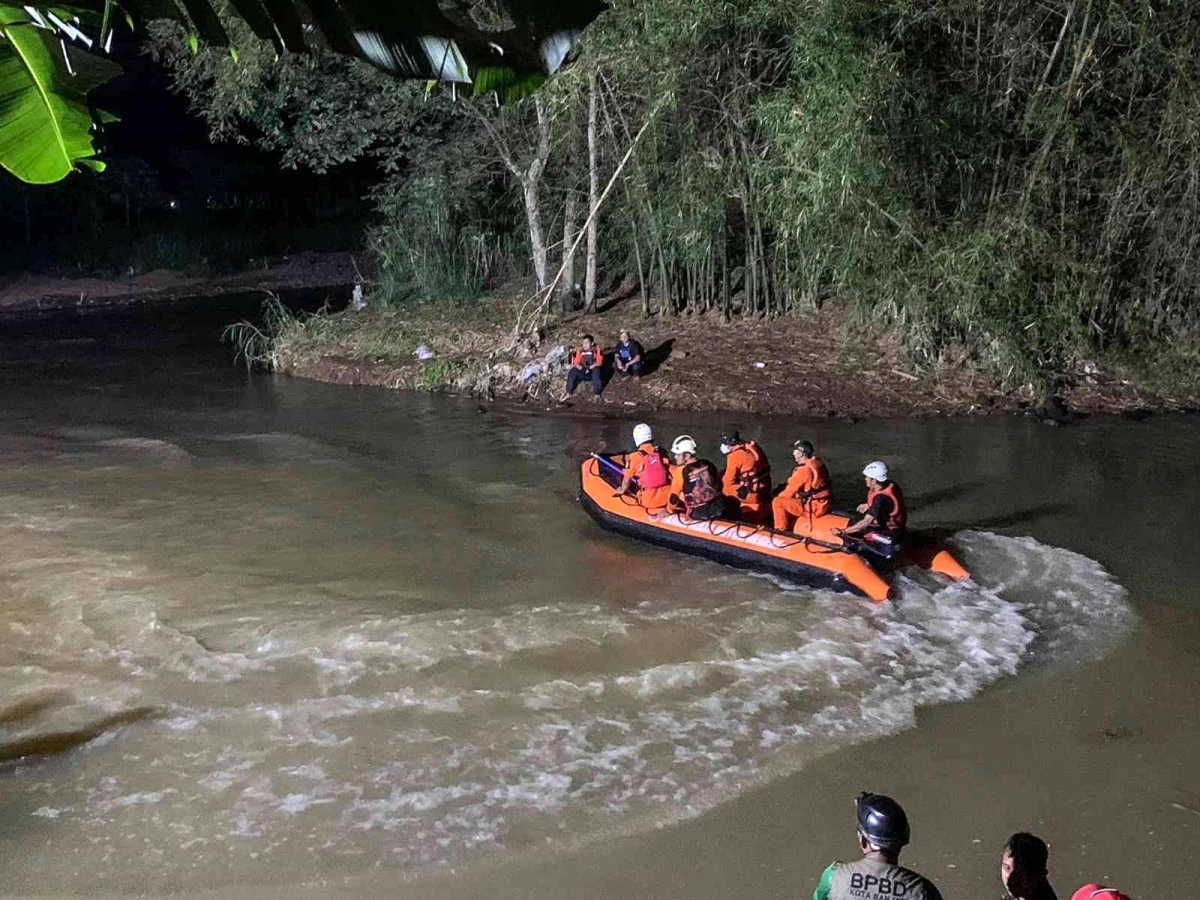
615,423,672,513
772,439,831,531
561,334,604,399
834,460,906,540
613,329,645,378
666,435,724,520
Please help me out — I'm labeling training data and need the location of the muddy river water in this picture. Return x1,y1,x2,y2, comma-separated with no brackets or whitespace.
0,301,1196,898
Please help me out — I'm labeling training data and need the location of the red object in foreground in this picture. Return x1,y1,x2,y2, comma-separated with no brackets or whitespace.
1071,886,1131,900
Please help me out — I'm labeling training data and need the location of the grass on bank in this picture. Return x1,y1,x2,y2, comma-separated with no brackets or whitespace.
223,287,1200,412
1112,342,1200,402
223,292,530,393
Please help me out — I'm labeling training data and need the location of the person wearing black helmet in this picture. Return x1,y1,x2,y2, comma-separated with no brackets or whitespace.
719,429,771,523
812,792,943,900
772,440,832,532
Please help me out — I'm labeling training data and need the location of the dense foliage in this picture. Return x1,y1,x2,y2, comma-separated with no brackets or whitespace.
155,0,1200,384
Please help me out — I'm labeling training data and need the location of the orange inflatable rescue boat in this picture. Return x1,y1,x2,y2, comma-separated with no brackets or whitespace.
579,453,969,602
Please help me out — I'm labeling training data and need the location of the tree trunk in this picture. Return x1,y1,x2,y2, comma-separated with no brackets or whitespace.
524,97,553,292
632,223,648,317
585,68,600,311
525,179,548,291
658,247,671,317
475,98,553,293
721,235,730,322
561,188,578,304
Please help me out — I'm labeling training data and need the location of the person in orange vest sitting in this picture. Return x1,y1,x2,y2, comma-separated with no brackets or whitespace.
666,435,724,520
834,460,907,540
772,440,832,531
720,430,772,524
561,334,604,399
615,423,672,513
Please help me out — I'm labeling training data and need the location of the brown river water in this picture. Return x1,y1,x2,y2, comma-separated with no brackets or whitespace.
0,300,1196,898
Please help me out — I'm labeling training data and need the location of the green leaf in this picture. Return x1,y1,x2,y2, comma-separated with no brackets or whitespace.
0,9,118,183
472,66,546,104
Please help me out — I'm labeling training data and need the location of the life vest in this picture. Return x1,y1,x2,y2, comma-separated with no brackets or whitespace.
731,441,771,495
867,480,907,532
801,456,832,502
573,346,601,369
633,442,669,489
748,441,771,491
682,460,720,511
616,340,639,362
827,857,939,900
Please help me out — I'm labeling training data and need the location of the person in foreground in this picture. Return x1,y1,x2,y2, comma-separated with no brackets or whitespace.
1001,832,1058,900
615,423,672,513
666,435,724,520
613,328,645,379
720,430,772,523
834,460,906,540
772,440,832,531
562,334,604,399
812,792,943,900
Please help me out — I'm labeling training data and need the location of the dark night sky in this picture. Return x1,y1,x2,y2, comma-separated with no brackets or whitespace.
0,31,374,275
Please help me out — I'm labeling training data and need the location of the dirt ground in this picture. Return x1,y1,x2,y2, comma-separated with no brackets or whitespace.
0,251,359,311
287,294,1196,421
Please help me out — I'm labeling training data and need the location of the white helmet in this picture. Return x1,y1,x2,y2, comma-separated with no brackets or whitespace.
633,423,653,446
670,435,698,456
863,460,889,482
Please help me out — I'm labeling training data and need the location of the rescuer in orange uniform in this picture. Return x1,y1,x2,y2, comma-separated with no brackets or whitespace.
666,435,724,520
615,423,672,513
834,460,907,540
719,430,772,523
772,440,832,532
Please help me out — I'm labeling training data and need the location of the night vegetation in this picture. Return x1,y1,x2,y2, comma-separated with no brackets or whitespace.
156,0,1200,391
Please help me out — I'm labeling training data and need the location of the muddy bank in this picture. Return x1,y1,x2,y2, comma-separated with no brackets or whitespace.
0,251,358,312
275,294,1198,421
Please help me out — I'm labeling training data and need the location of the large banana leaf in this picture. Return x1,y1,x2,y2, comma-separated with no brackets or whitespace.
108,0,607,80
0,6,118,183
0,0,608,184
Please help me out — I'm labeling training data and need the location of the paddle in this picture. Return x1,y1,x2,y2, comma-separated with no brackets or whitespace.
591,452,626,479
592,452,638,498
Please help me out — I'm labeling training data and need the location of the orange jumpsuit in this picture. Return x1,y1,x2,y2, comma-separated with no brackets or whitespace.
772,456,832,531
624,442,672,512
721,441,771,524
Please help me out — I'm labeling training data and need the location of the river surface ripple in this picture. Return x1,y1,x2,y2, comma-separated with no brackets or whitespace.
0,304,1193,896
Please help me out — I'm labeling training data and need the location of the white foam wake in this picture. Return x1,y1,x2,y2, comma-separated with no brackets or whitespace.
2,531,1132,889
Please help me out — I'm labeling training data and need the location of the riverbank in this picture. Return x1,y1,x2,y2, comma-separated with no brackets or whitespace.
0,251,358,313
272,289,1200,421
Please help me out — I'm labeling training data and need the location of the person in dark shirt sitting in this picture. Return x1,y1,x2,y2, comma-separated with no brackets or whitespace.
834,460,907,540
613,328,645,379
